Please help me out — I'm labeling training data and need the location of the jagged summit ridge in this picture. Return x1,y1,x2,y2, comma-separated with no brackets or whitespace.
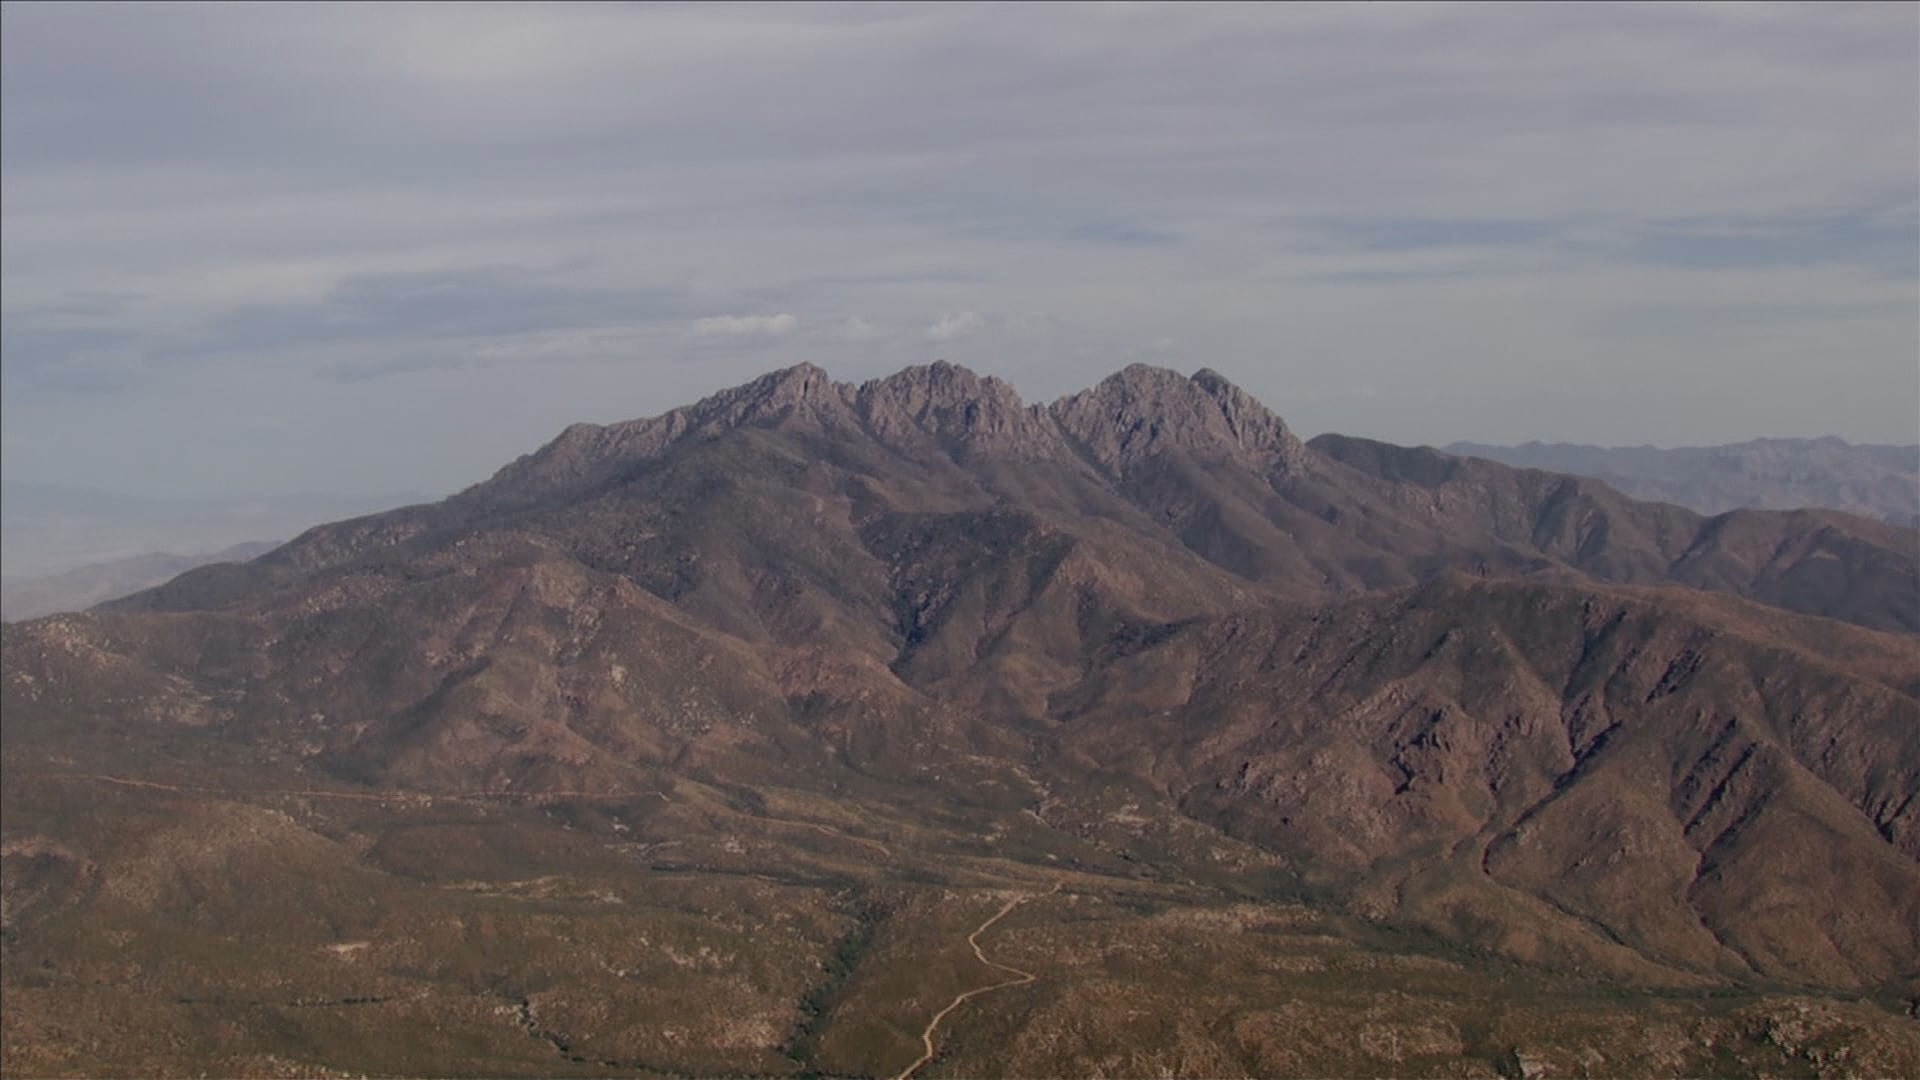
115,356,1915,636
856,361,1060,458
472,362,846,503
477,361,1302,502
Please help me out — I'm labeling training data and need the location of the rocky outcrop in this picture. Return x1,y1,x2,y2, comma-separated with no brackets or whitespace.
855,361,1062,459
1050,364,1309,477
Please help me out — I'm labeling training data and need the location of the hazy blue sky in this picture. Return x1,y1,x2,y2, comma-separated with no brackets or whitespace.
3,1,1915,499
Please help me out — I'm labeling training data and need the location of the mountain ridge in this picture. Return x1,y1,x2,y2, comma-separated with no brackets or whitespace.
1446,436,1920,526
113,362,1918,635
6,361,1918,1077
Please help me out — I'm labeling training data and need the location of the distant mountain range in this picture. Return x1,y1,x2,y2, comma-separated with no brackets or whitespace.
1447,437,1919,526
5,363,1916,1077
0,541,280,622
1,484,432,580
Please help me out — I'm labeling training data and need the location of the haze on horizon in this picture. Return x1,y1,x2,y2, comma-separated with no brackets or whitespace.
3,1,1916,504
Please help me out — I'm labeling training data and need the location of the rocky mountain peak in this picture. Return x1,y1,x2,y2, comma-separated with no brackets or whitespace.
469,364,852,505
856,361,1060,457
862,360,1017,411
488,362,1317,501
692,362,846,429
740,361,834,404
1049,363,1306,476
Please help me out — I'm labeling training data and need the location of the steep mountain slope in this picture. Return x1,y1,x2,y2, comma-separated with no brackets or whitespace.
5,362,1918,1078
1053,574,1920,990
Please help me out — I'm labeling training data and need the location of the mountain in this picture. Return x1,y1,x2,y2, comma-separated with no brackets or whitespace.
1313,434,1919,634
115,364,1919,634
5,363,1917,1078
1445,437,1920,527
0,541,280,622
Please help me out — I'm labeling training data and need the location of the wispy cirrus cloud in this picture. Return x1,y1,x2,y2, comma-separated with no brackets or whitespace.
687,313,800,339
926,311,984,342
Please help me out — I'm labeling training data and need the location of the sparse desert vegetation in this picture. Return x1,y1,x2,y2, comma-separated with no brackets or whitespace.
5,364,1917,1077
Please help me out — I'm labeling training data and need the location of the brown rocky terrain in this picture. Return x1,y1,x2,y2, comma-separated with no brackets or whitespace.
4,362,1917,1078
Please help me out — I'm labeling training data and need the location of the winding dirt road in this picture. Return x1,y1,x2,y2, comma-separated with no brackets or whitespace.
892,881,1061,1080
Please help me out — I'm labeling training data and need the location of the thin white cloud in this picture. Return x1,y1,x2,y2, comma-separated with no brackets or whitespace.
926,311,984,342
842,315,880,340
687,313,799,338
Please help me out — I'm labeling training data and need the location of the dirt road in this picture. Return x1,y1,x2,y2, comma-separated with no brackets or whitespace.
893,881,1060,1080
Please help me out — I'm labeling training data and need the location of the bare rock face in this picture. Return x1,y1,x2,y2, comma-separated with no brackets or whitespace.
476,364,856,506
855,361,1062,459
688,362,851,434
1051,363,1308,477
